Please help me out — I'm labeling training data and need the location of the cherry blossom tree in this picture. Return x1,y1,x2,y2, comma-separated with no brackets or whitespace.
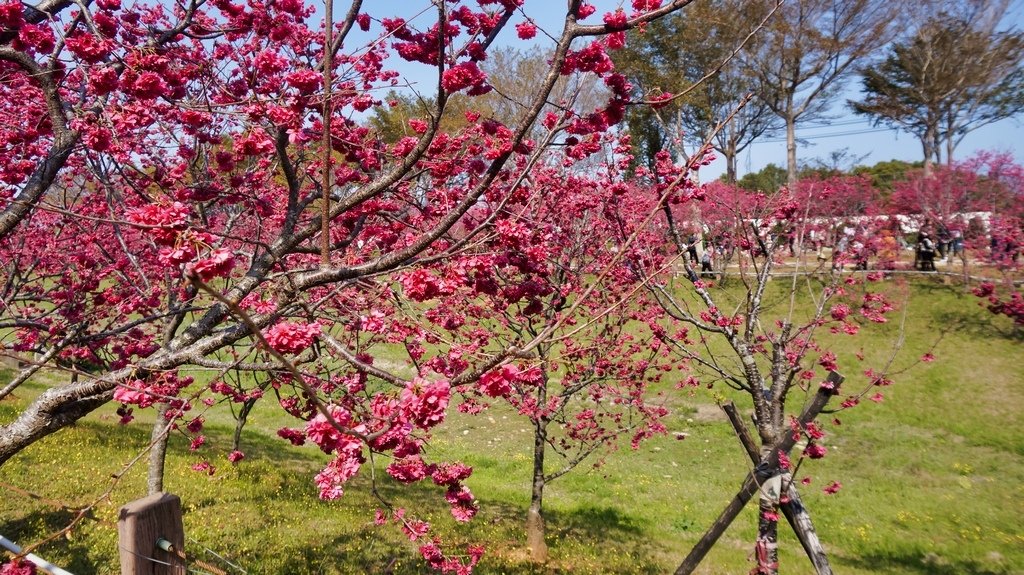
627,165,902,574
418,161,674,563
0,0,698,571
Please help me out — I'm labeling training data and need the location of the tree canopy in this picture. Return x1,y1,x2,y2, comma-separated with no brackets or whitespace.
851,7,1024,175
613,0,779,182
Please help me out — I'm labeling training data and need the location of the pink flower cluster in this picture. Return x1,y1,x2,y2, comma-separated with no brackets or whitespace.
441,62,489,95
515,21,537,39
419,541,484,575
113,373,194,409
186,247,236,281
803,442,827,459
401,268,442,301
632,0,663,9
477,364,521,397
113,379,158,408
263,321,321,354
0,560,36,575
128,202,191,246
401,377,451,429
306,406,367,500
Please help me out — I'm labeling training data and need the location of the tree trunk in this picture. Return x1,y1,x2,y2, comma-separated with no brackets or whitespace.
526,417,549,563
674,382,838,575
922,123,936,179
232,397,258,453
723,402,833,574
725,134,738,184
147,402,173,495
785,115,798,189
753,475,781,575
757,487,778,572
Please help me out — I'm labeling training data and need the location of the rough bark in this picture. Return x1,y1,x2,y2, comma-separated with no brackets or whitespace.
922,122,936,179
785,114,797,189
526,416,549,563
754,489,780,575
0,383,114,466
0,134,77,241
724,137,738,184
146,403,173,495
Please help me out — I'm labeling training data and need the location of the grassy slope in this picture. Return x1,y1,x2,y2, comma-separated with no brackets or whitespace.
1,280,1022,575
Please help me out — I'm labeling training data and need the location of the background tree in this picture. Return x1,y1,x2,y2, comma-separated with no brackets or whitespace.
614,0,780,182
369,47,607,146
850,5,1024,176
743,0,898,188
736,163,788,192
851,158,923,193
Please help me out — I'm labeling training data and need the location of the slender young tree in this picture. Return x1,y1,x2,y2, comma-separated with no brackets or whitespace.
626,156,904,574
408,166,672,562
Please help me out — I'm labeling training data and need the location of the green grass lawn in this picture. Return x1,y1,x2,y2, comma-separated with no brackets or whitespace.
1,279,1022,574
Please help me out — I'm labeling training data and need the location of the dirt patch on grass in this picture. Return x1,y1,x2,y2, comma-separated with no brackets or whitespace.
693,404,727,422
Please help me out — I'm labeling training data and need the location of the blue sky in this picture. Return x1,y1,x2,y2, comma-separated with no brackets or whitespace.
354,1,1023,178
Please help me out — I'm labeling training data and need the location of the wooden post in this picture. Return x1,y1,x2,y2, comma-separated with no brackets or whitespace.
118,492,186,575
723,402,834,575
674,374,840,575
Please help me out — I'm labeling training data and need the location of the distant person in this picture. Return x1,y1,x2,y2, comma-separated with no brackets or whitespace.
700,251,714,278
918,232,936,271
937,226,951,260
686,232,700,265
950,229,964,261
852,239,868,270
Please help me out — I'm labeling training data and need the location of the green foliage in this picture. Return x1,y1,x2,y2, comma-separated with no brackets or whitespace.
366,91,430,145
1,282,1022,574
735,163,788,192
613,0,779,180
367,91,493,145
852,159,923,192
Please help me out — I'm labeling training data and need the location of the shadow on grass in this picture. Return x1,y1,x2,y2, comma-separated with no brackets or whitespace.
0,507,105,574
917,283,1024,342
4,395,662,574
257,490,661,574
841,551,1014,575
547,504,644,537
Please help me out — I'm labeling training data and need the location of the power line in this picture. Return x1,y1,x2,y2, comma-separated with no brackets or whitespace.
752,126,899,144
797,119,873,129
